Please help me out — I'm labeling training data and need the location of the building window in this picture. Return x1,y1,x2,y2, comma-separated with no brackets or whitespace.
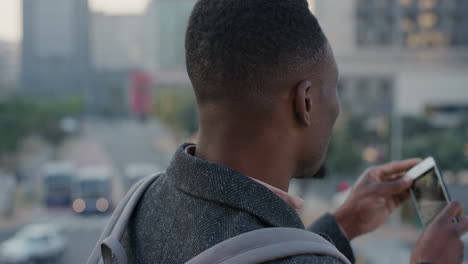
419,0,438,10
418,12,438,29
357,0,467,48
400,0,414,7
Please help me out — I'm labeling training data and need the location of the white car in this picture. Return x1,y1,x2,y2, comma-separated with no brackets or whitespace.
0,224,66,264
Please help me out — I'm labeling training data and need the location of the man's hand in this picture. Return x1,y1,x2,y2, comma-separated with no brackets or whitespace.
333,158,421,240
411,201,468,264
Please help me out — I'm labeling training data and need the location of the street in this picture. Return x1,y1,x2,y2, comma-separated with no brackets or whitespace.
59,119,175,263
81,119,174,171
0,119,176,264
32,209,108,264
61,214,107,264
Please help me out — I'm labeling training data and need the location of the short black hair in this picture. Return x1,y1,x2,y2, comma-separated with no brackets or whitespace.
185,0,328,105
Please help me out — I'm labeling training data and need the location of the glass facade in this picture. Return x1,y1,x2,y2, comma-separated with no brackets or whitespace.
356,0,468,47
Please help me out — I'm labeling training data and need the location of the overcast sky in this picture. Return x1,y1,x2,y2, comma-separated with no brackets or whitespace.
0,0,150,43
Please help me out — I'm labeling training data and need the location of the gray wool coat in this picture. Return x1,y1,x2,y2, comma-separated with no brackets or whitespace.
123,143,355,263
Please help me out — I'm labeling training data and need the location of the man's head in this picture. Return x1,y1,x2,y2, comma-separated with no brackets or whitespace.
186,0,340,179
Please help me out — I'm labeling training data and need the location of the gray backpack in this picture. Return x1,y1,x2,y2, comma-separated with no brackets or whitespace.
87,173,351,264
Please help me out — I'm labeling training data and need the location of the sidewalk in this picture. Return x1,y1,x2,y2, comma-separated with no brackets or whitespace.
0,178,43,237
0,206,36,232
0,188,43,231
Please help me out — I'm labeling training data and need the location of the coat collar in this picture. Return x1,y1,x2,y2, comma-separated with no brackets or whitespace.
166,143,304,229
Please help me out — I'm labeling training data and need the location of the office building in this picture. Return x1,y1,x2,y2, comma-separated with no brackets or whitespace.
150,0,196,70
132,0,194,85
91,12,154,71
314,0,468,116
90,8,158,115
21,0,91,100
0,41,20,89
355,0,468,47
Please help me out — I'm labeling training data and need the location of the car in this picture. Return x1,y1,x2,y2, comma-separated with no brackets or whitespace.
0,224,66,264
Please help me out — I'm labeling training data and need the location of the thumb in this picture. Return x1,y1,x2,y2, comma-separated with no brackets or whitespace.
376,176,413,195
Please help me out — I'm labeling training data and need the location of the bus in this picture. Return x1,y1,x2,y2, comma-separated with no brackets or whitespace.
41,162,75,207
124,163,159,192
72,166,112,214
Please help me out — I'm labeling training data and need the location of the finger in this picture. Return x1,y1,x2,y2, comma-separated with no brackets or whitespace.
436,201,464,223
456,216,468,236
456,240,464,263
393,191,410,205
458,205,465,219
383,172,405,182
378,158,422,180
375,177,413,195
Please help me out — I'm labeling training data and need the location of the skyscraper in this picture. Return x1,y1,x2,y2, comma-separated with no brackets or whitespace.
21,0,91,100
91,12,149,71
148,0,196,70
0,41,19,90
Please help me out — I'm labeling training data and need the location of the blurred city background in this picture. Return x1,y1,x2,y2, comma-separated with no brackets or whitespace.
0,0,467,263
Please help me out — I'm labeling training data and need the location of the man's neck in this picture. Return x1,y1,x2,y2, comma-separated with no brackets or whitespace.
196,127,296,192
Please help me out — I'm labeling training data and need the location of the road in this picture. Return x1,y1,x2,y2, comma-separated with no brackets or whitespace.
33,209,109,264
0,207,107,264
83,119,175,205
0,119,176,264
82,119,174,172
60,119,175,263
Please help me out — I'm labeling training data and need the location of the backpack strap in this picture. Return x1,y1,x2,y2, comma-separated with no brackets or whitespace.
186,227,351,264
86,172,163,264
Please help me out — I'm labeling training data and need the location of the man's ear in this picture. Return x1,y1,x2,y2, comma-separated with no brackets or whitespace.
294,80,312,126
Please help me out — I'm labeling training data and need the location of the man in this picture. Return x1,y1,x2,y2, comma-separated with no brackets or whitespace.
124,0,468,263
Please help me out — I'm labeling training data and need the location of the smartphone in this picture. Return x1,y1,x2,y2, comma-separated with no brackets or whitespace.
407,157,455,227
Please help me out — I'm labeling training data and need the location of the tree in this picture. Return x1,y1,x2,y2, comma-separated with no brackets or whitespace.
403,132,467,171
0,96,83,169
0,97,34,154
152,87,198,137
33,97,83,146
326,116,366,176
327,132,363,176
402,116,468,172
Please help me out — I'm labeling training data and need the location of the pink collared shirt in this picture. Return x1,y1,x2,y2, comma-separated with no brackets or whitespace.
185,145,304,214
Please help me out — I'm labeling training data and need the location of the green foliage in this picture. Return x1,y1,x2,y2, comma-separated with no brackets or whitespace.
402,116,434,138
0,96,84,156
327,132,363,175
326,116,366,176
152,86,198,136
327,114,468,176
0,97,33,152
402,116,468,172
34,97,83,145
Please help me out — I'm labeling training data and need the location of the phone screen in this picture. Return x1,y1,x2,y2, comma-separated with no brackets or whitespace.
411,167,449,226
